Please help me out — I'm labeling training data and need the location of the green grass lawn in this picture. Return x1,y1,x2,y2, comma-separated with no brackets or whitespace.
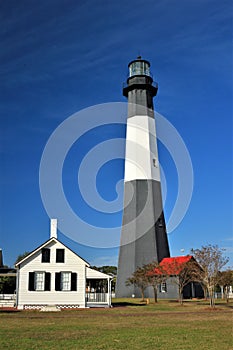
0,299,232,350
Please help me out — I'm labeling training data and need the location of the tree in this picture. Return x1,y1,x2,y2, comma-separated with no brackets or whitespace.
91,266,117,276
154,257,201,304
171,259,201,304
145,261,168,303
191,245,229,308
126,265,150,301
90,266,117,292
15,251,31,265
0,276,16,294
218,269,233,303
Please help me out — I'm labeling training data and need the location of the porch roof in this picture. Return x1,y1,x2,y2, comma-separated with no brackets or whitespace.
86,267,111,279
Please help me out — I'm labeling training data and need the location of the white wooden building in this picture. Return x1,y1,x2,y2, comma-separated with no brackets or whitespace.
15,220,112,310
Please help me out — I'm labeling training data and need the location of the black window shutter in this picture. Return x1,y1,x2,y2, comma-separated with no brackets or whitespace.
28,272,35,291
44,272,51,291
71,273,77,291
47,249,51,262
55,272,61,291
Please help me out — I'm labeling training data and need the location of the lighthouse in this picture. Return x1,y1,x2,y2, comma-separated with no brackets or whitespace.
116,57,170,297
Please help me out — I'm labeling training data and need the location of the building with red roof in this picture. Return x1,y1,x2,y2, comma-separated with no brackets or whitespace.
148,255,204,299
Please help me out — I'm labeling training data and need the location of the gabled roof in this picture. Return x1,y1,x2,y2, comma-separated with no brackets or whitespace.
15,237,90,267
154,255,194,275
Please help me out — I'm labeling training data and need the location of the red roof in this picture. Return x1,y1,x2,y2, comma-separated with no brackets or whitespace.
153,255,193,275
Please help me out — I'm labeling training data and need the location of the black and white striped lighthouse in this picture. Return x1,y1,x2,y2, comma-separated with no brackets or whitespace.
116,57,170,297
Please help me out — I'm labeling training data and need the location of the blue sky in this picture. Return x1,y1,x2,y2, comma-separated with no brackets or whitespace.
0,0,232,268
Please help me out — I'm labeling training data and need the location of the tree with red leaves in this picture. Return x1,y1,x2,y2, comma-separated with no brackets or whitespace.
145,261,168,303
125,265,150,301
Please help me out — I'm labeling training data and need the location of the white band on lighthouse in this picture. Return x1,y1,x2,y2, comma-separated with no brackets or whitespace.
124,115,161,182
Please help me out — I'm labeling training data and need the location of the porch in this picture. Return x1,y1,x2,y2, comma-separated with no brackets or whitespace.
86,268,112,307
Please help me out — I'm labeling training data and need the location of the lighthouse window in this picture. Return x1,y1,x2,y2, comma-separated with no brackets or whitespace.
130,62,143,76
144,62,150,76
158,218,163,227
140,62,143,74
153,158,158,167
129,61,150,77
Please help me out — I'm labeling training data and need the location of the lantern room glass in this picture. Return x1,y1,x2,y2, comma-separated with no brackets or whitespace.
129,61,150,77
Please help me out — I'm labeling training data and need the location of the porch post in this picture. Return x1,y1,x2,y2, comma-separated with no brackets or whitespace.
107,278,111,306
191,282,195,298
16,268,19,308
220,285,224,299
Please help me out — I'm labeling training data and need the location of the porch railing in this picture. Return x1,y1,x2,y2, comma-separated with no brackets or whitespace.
0,294,16,307
0,294,16,300
86,292,108,303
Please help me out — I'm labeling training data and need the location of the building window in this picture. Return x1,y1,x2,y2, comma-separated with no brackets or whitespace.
61,272,71,291
28,272,51,291
35,272,44,291
160,282,167,293
153,158,158,167
41,248,50,263
158,218,163,227
56,249,65,263
55,272,77,291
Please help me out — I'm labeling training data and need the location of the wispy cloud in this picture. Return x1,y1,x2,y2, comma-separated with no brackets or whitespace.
90,255,118,267
222,237,233,242
222,246,233,254
1,0,231,90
